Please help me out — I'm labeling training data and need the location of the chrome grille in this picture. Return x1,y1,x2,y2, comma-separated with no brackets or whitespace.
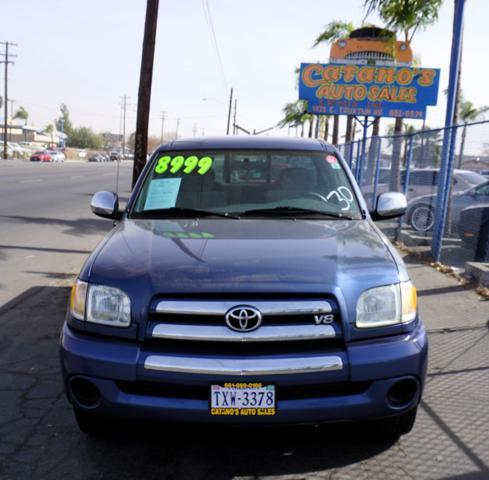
148,298,341,343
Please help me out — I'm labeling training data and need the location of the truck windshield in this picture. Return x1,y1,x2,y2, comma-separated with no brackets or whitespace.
131,149,362,219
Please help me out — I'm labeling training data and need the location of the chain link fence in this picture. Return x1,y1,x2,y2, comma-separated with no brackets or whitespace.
338,119,489,270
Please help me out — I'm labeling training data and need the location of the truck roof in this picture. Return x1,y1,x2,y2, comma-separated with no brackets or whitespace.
158,136,334,152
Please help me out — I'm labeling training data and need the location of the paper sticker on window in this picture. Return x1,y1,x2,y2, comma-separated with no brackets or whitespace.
155,156,213,175
326,155,341,169
144,178,182,211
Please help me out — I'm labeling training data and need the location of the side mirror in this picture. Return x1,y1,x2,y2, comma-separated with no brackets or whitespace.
91,191,119,219
371,192,407,220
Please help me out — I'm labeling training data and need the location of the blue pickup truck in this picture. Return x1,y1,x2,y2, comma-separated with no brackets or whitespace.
60,136,427,438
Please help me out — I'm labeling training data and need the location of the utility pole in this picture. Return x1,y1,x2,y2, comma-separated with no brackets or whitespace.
1,41,17,159
175,118,180,139
226,87,233,135
7,99,14,141
133,0,160,188
160,110,166,143
232,98,237,135
119,94,129,158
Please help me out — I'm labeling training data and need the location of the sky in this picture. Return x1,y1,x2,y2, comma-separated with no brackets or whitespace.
2,0,489,144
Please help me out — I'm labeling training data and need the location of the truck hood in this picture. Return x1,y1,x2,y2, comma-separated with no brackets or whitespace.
88,218,400,299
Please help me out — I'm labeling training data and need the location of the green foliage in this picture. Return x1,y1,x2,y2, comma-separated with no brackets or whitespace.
55,103,103,149
67,127,103,149
313,20,355,47
458,100,489,123
44,124,54,134
364,0,442,43
56,103,73,135
278,100,309,128
13,106,28,122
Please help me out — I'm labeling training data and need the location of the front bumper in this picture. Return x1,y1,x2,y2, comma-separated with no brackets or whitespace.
60,320,428,425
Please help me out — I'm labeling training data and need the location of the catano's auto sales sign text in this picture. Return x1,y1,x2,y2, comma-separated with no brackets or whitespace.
299,63,440,119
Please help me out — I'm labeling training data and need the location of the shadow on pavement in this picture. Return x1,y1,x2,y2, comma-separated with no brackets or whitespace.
0,244,92,255
0,214,113,237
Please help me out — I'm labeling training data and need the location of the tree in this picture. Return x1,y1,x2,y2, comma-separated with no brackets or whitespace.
457,98,489,168
313,20,355,145
56,103,73,136
68,127,103,149
278,100,312,137
13,106,28,124
364,0,443,190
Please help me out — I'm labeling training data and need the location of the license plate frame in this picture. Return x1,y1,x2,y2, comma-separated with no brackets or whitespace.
209,382,276,416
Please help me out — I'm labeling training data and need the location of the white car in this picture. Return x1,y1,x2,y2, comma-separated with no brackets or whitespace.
47,150,66,162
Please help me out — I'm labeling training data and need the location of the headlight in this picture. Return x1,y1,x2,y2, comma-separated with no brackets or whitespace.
70,280,131,327
86,285,131,327
356,281,417,328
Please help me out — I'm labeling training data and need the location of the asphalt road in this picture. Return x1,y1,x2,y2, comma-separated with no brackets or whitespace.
0,160,132,309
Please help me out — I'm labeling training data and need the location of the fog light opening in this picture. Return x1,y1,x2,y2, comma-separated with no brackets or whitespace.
70,377,101,408
387,379,418,407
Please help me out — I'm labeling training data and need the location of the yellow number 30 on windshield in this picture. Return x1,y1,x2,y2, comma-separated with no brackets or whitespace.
155,156,213,175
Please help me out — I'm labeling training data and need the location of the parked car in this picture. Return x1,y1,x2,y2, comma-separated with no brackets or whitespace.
47,149,66,162
7,142,28,158
88,154,108,162
458,204,489,260
61,136,425,439
406,180,489,232
30,150,52,162
363,168,486,206
109,151,120,161
479,169,489,179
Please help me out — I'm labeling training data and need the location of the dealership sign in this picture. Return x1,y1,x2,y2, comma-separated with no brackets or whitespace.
299,63,440,119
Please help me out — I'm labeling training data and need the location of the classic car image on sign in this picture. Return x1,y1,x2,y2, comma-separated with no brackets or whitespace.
60,136,427,439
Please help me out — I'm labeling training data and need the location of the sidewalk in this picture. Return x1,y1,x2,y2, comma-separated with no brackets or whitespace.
402,253,489,331
0,254,488,479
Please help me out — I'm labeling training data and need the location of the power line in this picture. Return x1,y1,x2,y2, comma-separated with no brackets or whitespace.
202,0,227,91
1,41,18,159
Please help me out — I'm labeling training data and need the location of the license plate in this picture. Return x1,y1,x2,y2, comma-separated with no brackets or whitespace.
210,382,276,416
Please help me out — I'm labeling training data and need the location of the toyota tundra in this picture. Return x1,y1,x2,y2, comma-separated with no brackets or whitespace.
60,136,427,438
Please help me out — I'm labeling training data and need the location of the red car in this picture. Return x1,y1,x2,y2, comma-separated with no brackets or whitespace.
30,150,52,162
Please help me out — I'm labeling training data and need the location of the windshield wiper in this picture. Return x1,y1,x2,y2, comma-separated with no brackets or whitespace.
139,207,238,219
240,206,354,220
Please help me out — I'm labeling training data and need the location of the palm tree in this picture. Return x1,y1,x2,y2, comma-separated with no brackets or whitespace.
312,20,354,145
364,0,443,190
457,99,489,168
13,106,28,124
278,100,312,137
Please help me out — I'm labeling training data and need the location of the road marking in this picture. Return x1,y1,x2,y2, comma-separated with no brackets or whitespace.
19,179,43,184
70,175,85,179
24,255,35,259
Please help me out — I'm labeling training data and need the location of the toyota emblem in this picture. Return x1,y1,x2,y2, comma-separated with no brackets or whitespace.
225,306,263,332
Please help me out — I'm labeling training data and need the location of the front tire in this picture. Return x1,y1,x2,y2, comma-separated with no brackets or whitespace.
373,407,418,440
409,204,435,232
74,410,111,436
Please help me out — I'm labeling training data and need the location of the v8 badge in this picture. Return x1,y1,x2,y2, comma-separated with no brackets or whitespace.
314,314,334,325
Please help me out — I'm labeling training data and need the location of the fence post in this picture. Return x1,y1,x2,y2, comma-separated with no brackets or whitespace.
355,117,369,185
398,134,414,233
371,137,383,210
432,0,466,261
354,140,361,180
348,141,354,168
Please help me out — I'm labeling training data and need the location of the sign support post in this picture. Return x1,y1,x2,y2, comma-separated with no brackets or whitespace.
431,0,466,261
